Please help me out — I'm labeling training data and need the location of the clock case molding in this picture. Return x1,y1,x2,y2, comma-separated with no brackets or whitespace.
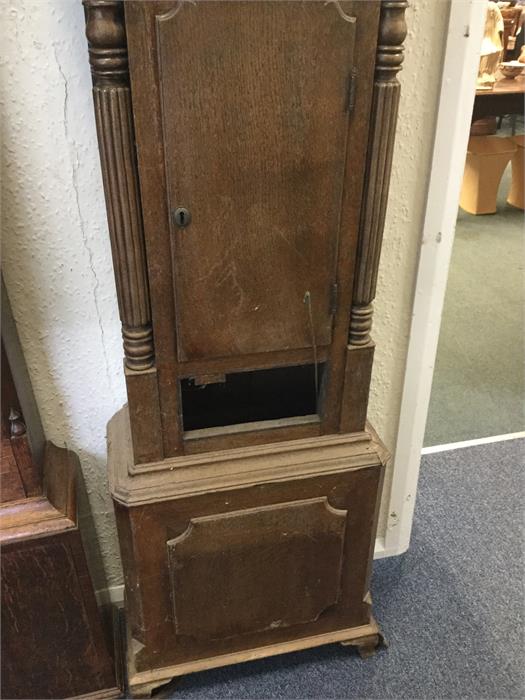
83,0,408,694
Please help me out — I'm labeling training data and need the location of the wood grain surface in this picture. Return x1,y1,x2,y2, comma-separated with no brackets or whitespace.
116,459,383,674
157,0,356,360
167,497,347,639
0,442,118,698
1,534,117,699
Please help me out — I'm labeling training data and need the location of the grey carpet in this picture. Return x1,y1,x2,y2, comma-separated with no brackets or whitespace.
160,438,524,699
424,119,525,446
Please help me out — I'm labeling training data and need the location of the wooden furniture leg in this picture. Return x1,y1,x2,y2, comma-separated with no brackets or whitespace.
341,631,387,659
460,135,516,214
128,680,174,699
507,134,524,209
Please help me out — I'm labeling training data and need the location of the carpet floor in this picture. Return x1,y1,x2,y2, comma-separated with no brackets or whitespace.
159,438,524,699
424,143,524,446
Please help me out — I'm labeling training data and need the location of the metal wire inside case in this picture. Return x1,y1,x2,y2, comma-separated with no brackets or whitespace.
304,290,320,410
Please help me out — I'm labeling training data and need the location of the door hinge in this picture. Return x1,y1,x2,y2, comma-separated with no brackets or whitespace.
346,68,358,114
330,282,339,317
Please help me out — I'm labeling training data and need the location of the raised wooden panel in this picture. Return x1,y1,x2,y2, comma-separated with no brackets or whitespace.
167,497,347,640
156,0,357,361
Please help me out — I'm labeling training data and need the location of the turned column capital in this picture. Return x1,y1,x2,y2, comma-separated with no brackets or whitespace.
376,1,409,81
83,0,154,372
348,0,408,347
83,0,128,87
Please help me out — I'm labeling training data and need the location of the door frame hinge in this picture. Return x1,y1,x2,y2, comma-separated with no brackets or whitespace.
346,68,358,114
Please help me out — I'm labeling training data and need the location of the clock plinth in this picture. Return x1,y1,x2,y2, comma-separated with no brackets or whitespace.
108,407,387,697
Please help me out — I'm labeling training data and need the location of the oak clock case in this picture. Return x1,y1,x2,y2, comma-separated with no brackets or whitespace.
83,0,407,695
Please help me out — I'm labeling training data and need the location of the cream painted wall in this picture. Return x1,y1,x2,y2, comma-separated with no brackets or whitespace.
1,1,449,591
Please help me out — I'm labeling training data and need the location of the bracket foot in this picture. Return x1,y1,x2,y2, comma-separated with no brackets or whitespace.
341,631,387,659
128,678,177,699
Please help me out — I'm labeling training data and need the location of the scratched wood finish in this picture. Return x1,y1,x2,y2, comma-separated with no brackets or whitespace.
340,343,375,433
104,398,387,694
167,497,347,639
182,417,321,455
157,1,355,360
0,444,118,699
124,366,164,464
1,534,117,699
302,0,380,434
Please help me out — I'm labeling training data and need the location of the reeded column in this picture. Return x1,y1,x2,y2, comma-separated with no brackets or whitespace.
340,1,407,434
349,0,408,346
84,1,163,464
84,0,153,371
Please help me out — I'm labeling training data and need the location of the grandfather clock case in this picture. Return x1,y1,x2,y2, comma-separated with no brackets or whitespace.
84,0,407,695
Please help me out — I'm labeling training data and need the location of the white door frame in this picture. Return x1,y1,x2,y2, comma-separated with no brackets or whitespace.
375,0,486,558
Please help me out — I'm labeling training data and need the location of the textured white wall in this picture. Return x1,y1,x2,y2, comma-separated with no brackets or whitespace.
1,1,449,589
1,0,126,587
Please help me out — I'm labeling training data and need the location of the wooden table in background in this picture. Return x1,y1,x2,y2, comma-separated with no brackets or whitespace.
473,75,525,120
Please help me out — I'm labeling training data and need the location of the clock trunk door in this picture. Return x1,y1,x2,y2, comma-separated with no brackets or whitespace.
157,1,357,362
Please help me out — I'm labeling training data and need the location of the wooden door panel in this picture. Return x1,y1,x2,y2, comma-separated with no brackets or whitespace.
156,1,357,360
167,497,347,640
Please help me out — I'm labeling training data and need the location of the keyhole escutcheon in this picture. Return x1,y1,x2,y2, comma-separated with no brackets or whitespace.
173,207,191,228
